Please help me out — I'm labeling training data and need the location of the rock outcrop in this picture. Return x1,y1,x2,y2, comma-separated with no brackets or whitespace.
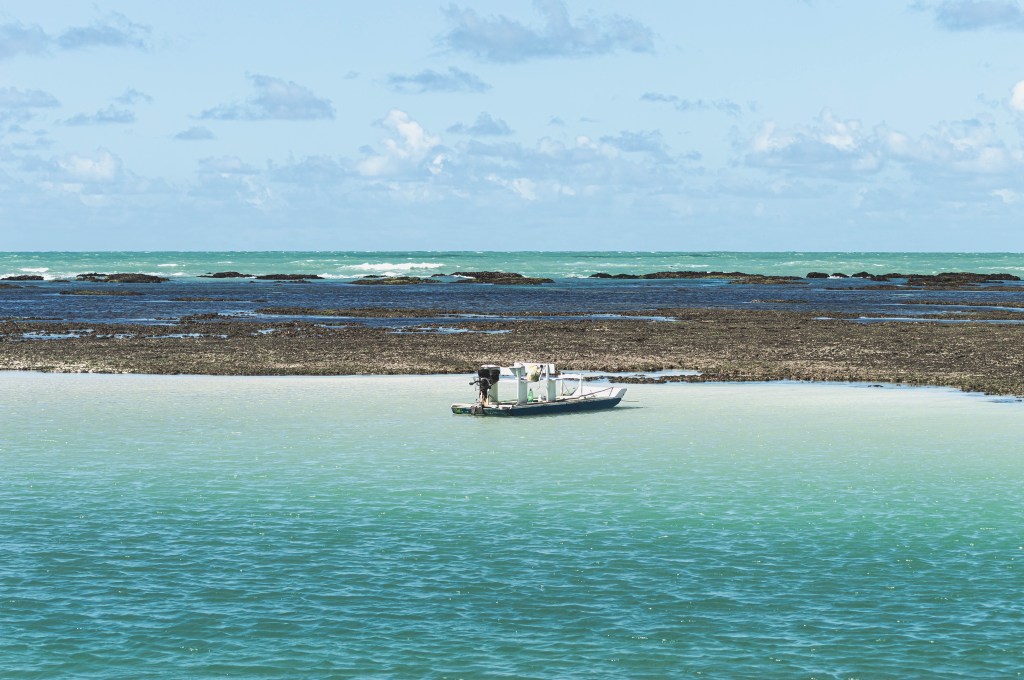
590,270,803,284
451,271,554,285
76,273,169,283
351,276,440,285
200,271,254,278
906,272,1020,287
59,289,144,296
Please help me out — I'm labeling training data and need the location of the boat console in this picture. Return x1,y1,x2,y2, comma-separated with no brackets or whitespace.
452,362,627,416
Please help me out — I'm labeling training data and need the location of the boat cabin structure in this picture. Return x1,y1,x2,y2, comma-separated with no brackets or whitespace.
451,363,627,416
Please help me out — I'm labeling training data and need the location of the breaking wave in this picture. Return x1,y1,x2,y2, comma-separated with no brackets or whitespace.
347,262,445,273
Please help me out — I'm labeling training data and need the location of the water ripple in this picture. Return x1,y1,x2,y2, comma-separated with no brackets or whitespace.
1,376,1022,677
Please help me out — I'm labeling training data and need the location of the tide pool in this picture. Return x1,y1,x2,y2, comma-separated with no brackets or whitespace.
1,374,1021,677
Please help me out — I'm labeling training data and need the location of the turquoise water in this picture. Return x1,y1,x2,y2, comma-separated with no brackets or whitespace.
3,250,1024,280
1,374,1022,677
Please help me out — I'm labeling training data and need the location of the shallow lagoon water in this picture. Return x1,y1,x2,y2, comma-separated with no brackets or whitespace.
1,374,1022,677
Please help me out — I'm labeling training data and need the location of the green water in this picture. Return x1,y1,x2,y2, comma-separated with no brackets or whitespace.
1,374,1022,677
4,250,1024,280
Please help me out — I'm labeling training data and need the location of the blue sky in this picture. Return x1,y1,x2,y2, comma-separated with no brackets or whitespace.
3,1,1024,250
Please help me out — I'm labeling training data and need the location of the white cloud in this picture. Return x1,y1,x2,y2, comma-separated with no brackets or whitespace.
115,88,152,105
387,67,491,94
190,156,277,210
63,88,151,126
57,13,149,50
485,174,582,201
447,112,514,136
1011,80,1024,112
174,126,215,141
741,106,1024,221
20,148,135,205
0,86,59,108
0,13,149,60
358,110,442,177
441,0,653,62
455,130,682,204
747,111,887,175
200,74,334,121
267,155,349,184
641,92,743,116
64,105,134,126
924,0,1024,31
0,86,59,125
198,156,259,176
57,149,121,182
891,117,1016,174
510,178,537,200
0,22,49,59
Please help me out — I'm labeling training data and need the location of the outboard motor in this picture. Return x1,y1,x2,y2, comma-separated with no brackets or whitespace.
471,365,501,405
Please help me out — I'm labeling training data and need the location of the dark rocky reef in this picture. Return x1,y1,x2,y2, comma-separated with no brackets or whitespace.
8,307,1024,396
351,276,440,285
255,306,464,317
60,289,144,296
200,271,254,278
451,271,554,285
848,272,903,281
179,313,224,322
76,273,169,283
595,269,1023,287
590,271,803,285
254,274,324,281
906,272,1020,287
730,276,806,285
837,271,1021,287
591,270,763,280
2,275,44,281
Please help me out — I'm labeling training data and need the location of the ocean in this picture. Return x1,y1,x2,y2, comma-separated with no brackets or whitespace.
3,251,1024,281
4,251,1024,326
1,374,1021,677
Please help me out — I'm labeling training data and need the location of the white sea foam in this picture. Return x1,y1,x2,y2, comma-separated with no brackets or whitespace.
316,272,435,279
141,271,188,278
348,262,445,273
157,263,179,267
1,269,69,281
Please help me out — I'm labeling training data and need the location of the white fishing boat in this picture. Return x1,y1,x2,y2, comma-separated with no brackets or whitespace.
451,363,627,416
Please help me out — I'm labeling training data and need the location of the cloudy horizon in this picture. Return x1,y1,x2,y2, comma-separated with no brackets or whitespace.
3,1,1024,250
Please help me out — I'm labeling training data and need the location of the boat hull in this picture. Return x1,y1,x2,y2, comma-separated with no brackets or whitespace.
451,395,623,416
